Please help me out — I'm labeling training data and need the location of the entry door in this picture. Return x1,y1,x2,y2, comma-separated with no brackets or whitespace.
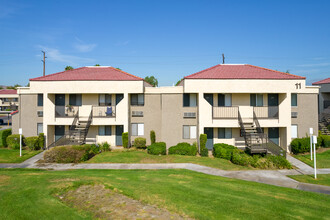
55,94,65,117
116,125,124,146
55,125,65,141
204,128,214,150
268,94,279,117
268,127,279,145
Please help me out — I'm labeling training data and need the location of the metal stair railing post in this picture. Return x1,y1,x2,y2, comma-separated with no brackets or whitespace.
82,110,93,144
238,111,249,148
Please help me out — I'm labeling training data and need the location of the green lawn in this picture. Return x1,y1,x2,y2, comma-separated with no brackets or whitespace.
293,149,330,168
289,174,330,187
0,148,41,163
0,169,329,219
87,149,252,170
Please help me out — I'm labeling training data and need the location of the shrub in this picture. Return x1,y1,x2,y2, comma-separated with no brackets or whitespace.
327,124,330,131
168,142,197,156
200,148,209,157
133,137,146,149
266,155,292,169
6,134,23,149
1,129,12,147
290,137,320,154
213,143,236,160
147,142,166,155
199,134,208,157
24,136,40,151
231,149,253,166
319,135,330,148
100,142,111,152
122,132,128,148
150,130,156,144
38,133,45,149
43,144,100,163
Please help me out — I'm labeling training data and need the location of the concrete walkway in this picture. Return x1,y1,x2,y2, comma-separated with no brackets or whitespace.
1,151,330,195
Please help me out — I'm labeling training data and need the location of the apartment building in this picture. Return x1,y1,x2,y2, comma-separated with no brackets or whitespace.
0,90,18,111
13,64,319,154
312,77,330,114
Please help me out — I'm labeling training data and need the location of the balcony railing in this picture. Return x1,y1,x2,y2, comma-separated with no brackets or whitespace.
55,106,79,117
92,106,115,117
213,106,238,119
253,106,279,119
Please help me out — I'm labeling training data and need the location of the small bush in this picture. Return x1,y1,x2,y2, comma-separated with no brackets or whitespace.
168,142,197,156
199,134,208,157
213,143,236,160
200,148,209,157
38,133,45,149
147,142,166,155
6,134,23,149
290,137,320,154
24,136,40,151
150,130,156,144
133,137,147,149
319,134,330,148
327,124,330,131
100,142,111,152
122,132,128,148
1,129,12,147
231,149,253,166
266,155,292,169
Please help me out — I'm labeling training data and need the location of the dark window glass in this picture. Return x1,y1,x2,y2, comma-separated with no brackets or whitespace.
37,94,43,106
291,93,297,106
69,94,82,106
183,94,190,107
218,94,225,106
131,94,144,106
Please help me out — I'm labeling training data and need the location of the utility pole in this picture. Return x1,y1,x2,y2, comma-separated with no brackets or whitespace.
41,51,47,76
222,53,225,64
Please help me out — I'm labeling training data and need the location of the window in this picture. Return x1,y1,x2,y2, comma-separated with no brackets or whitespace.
69,94,82,106
131,94,144,106
99,94,112,106
37,94,43,106
37,111,43,117
291,125,298,138
183,125,197,139
291,93,297,107
99,126,112,136
218,94,232,106
37,123,43,135
218,128,232,139
250,94,263,107
131,123,144,136
183,94,197,107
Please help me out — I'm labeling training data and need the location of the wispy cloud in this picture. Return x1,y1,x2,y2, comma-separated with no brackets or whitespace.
296,63,330,67
0,2,24,19
73,37,97,52
115,40,130,46
37,45,94,66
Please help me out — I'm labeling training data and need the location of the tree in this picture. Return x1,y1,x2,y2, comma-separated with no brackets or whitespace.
26,82,30,87
95,64,100,66
285,70,290,73
0,86,3,90
7,84,22,90
175,78,183,86
65,66,74,71
116,67,122,70
144,76,158,87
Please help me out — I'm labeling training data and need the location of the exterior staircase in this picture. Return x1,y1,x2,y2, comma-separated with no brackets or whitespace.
319,113,330,135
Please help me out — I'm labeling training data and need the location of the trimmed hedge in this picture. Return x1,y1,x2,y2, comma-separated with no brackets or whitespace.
6,134,24,149
1,129,12,147
319,134,330,148
213,143,236,160
133,137,146,149
150,130,156,144
43,144,100,163
199,134,208,157
38,133,45,149
290,137,321,154
168,142,197,156
24,136,40,151
147,142,166,155
122,132,128,148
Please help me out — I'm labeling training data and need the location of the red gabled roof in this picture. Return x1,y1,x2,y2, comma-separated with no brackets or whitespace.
312,77,330,85
0,89,17,94
184,64,306,80
30,66,144,81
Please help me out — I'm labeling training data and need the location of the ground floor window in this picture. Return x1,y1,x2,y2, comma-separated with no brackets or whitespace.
99,126,111,136
218,128,232,139
183,125,197,139
132,123,144,136
291,125,298,138
37,123,43,135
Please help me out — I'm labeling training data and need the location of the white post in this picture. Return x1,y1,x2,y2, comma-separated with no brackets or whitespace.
313,135,317,179
309,128,313,160
19,128,22,157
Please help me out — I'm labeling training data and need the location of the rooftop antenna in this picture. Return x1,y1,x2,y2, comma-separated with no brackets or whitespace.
41,51,47,76
222,53,225,64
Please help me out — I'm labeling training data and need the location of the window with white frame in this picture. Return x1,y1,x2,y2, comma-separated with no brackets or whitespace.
131,123,144,136
183,94,197,107
218,94,232,107
218,128,232,139
131,94,144,106
183,125,197,139
99,94,112,106
250,94,263,107
37,123,43,135
291,93,297,107
291,125,298,138
99,126,112,136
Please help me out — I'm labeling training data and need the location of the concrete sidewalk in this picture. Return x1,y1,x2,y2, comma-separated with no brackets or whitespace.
1,151,330,195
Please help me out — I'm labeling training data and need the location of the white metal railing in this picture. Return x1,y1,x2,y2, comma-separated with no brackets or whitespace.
92,106,116,117
213,106,238,118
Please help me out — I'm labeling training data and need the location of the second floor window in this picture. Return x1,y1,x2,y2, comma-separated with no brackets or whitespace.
69,94,82,106
183,94,197,107
218,94,232,106
291,93,297,107
99,94,112,106
250,94,263,107
131,94,144,106
37,94,43,106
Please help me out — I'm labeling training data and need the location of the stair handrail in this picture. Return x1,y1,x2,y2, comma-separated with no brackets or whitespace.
70,110,79,130
238,111,249,147
82,109,93,144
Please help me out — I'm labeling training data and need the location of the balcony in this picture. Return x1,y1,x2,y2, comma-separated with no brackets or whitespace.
93,106,116,117
55,106,79,117
253,106,279,119
213,106,238,119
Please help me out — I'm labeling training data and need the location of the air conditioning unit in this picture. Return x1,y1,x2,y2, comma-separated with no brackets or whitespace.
37,111,43,117
132,111,143,117
291,112,298,118
184,112,196,118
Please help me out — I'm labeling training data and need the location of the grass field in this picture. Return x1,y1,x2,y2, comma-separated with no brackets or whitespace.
293,149,330,168
289,174,330,187
0,169,329,219
87,149,252,170
0,148,41,163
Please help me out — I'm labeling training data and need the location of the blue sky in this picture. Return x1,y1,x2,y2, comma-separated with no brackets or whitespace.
0,0,329,86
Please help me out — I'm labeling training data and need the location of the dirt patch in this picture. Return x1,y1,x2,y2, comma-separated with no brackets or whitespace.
0,175,10,186
58,184,192,220
50,178,79,183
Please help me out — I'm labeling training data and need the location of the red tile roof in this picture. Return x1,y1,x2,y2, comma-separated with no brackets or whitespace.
184,64,306,80
30,66,144,81
312,77,330,85
0,89,17,94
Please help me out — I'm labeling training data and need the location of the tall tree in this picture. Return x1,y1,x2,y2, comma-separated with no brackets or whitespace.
65,66,74,71
175,78,183,86
144,76,158,87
